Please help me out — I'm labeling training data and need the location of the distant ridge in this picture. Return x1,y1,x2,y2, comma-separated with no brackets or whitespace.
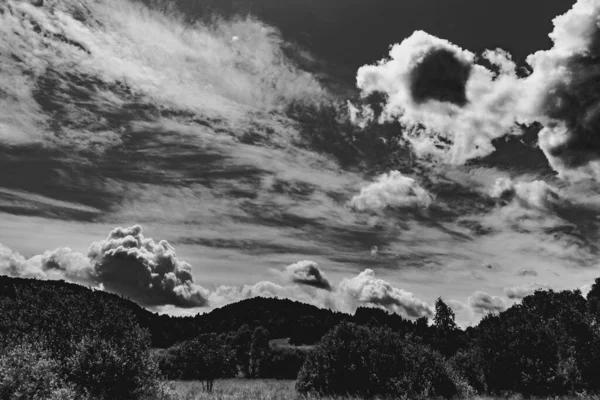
0,276,417,348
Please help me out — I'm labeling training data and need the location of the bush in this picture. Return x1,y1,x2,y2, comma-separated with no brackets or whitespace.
67,332,159,399
449,347,487,394
161,334,236,392
475,289,600,396
0,279,161,400
296,322,458,399
262,346,310,379
0,341,77,400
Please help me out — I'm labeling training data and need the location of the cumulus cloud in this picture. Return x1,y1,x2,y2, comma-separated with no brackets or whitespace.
0,244,94,284
280,260,332,291
468,291,507,314
526,0,600,181
87,225,210,308
338,269,433,318
354,0,600,180
350,171,432,212
504,282,551,300
1,225,209,308
356,31,522,164
1,229,432,319
213,268,434,320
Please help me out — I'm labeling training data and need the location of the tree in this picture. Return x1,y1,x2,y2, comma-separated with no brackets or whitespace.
249,326,271,378
232,324,252,377
0,341,76,400
475,289,600,396
170,335,235,392
587,277,600,315
433,298,461,358
0,277,161,400
434,298,457,333
296,322,459,399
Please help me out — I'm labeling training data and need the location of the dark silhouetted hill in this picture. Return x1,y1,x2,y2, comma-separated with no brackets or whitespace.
0,276,416,348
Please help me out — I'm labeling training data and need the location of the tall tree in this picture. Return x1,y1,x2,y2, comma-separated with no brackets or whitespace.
433,298,460,358
249,326,270,378
434,298,457,332
232,324,252,378
587,277,600,315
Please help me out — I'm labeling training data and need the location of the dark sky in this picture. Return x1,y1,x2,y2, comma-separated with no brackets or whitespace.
169,0,575,67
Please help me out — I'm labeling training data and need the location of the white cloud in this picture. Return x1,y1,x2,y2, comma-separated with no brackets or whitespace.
0,226,431,319
0,0,327,150
490,178,563,211
1,225,210,307
279,260,332,291
338,269,433,318
209,280,326,308
350,171,432,212
356,31,522,165
354,0,600,181
485,177,573,234
468,291,507,314
0,243,94,284
88,225,210,307
504,282,551,300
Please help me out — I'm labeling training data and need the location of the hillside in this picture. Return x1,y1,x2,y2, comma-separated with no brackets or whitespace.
0,276,416,348
4,274,600,398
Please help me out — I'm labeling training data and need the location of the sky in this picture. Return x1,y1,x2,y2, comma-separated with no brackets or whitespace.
1,0,600,326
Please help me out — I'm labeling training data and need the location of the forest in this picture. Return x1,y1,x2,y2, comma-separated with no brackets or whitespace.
2,275,600,399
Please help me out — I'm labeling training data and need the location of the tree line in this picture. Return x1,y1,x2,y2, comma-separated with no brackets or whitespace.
3,275,600,398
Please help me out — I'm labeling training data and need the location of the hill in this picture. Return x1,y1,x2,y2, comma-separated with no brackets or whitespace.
0,275,417,348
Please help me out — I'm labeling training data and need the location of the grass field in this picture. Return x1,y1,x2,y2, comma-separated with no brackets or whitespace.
163,379,600,400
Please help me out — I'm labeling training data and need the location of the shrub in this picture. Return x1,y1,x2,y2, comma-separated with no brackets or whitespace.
67,332,160,399
449,347,487,394
0,280,161,400
261,346,310,379
0,341,77,400
296,322,458,399
475,289,600,396
164,334,236,392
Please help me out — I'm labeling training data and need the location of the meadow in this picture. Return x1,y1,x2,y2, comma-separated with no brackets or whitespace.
164,380,600,400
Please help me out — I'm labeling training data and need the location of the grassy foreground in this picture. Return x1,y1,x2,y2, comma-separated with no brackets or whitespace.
164,379,600,400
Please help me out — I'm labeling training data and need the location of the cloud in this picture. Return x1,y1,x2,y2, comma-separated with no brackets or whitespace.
354,0,600,181
525,0,600,181
208,280,333,310
485,177,577,234
446,299,467,312
281,260,332,291
356,31,522,164
581,284,592,297
211,268,435,320
1,225,210,308
490,178,563,211
0,0,327,152
504,282,551,300
338,269,433,318
0,225,432,318
517,268,538,277
87,225,210,308
0,244,94,284
350,171,432,212
468,291,507,314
